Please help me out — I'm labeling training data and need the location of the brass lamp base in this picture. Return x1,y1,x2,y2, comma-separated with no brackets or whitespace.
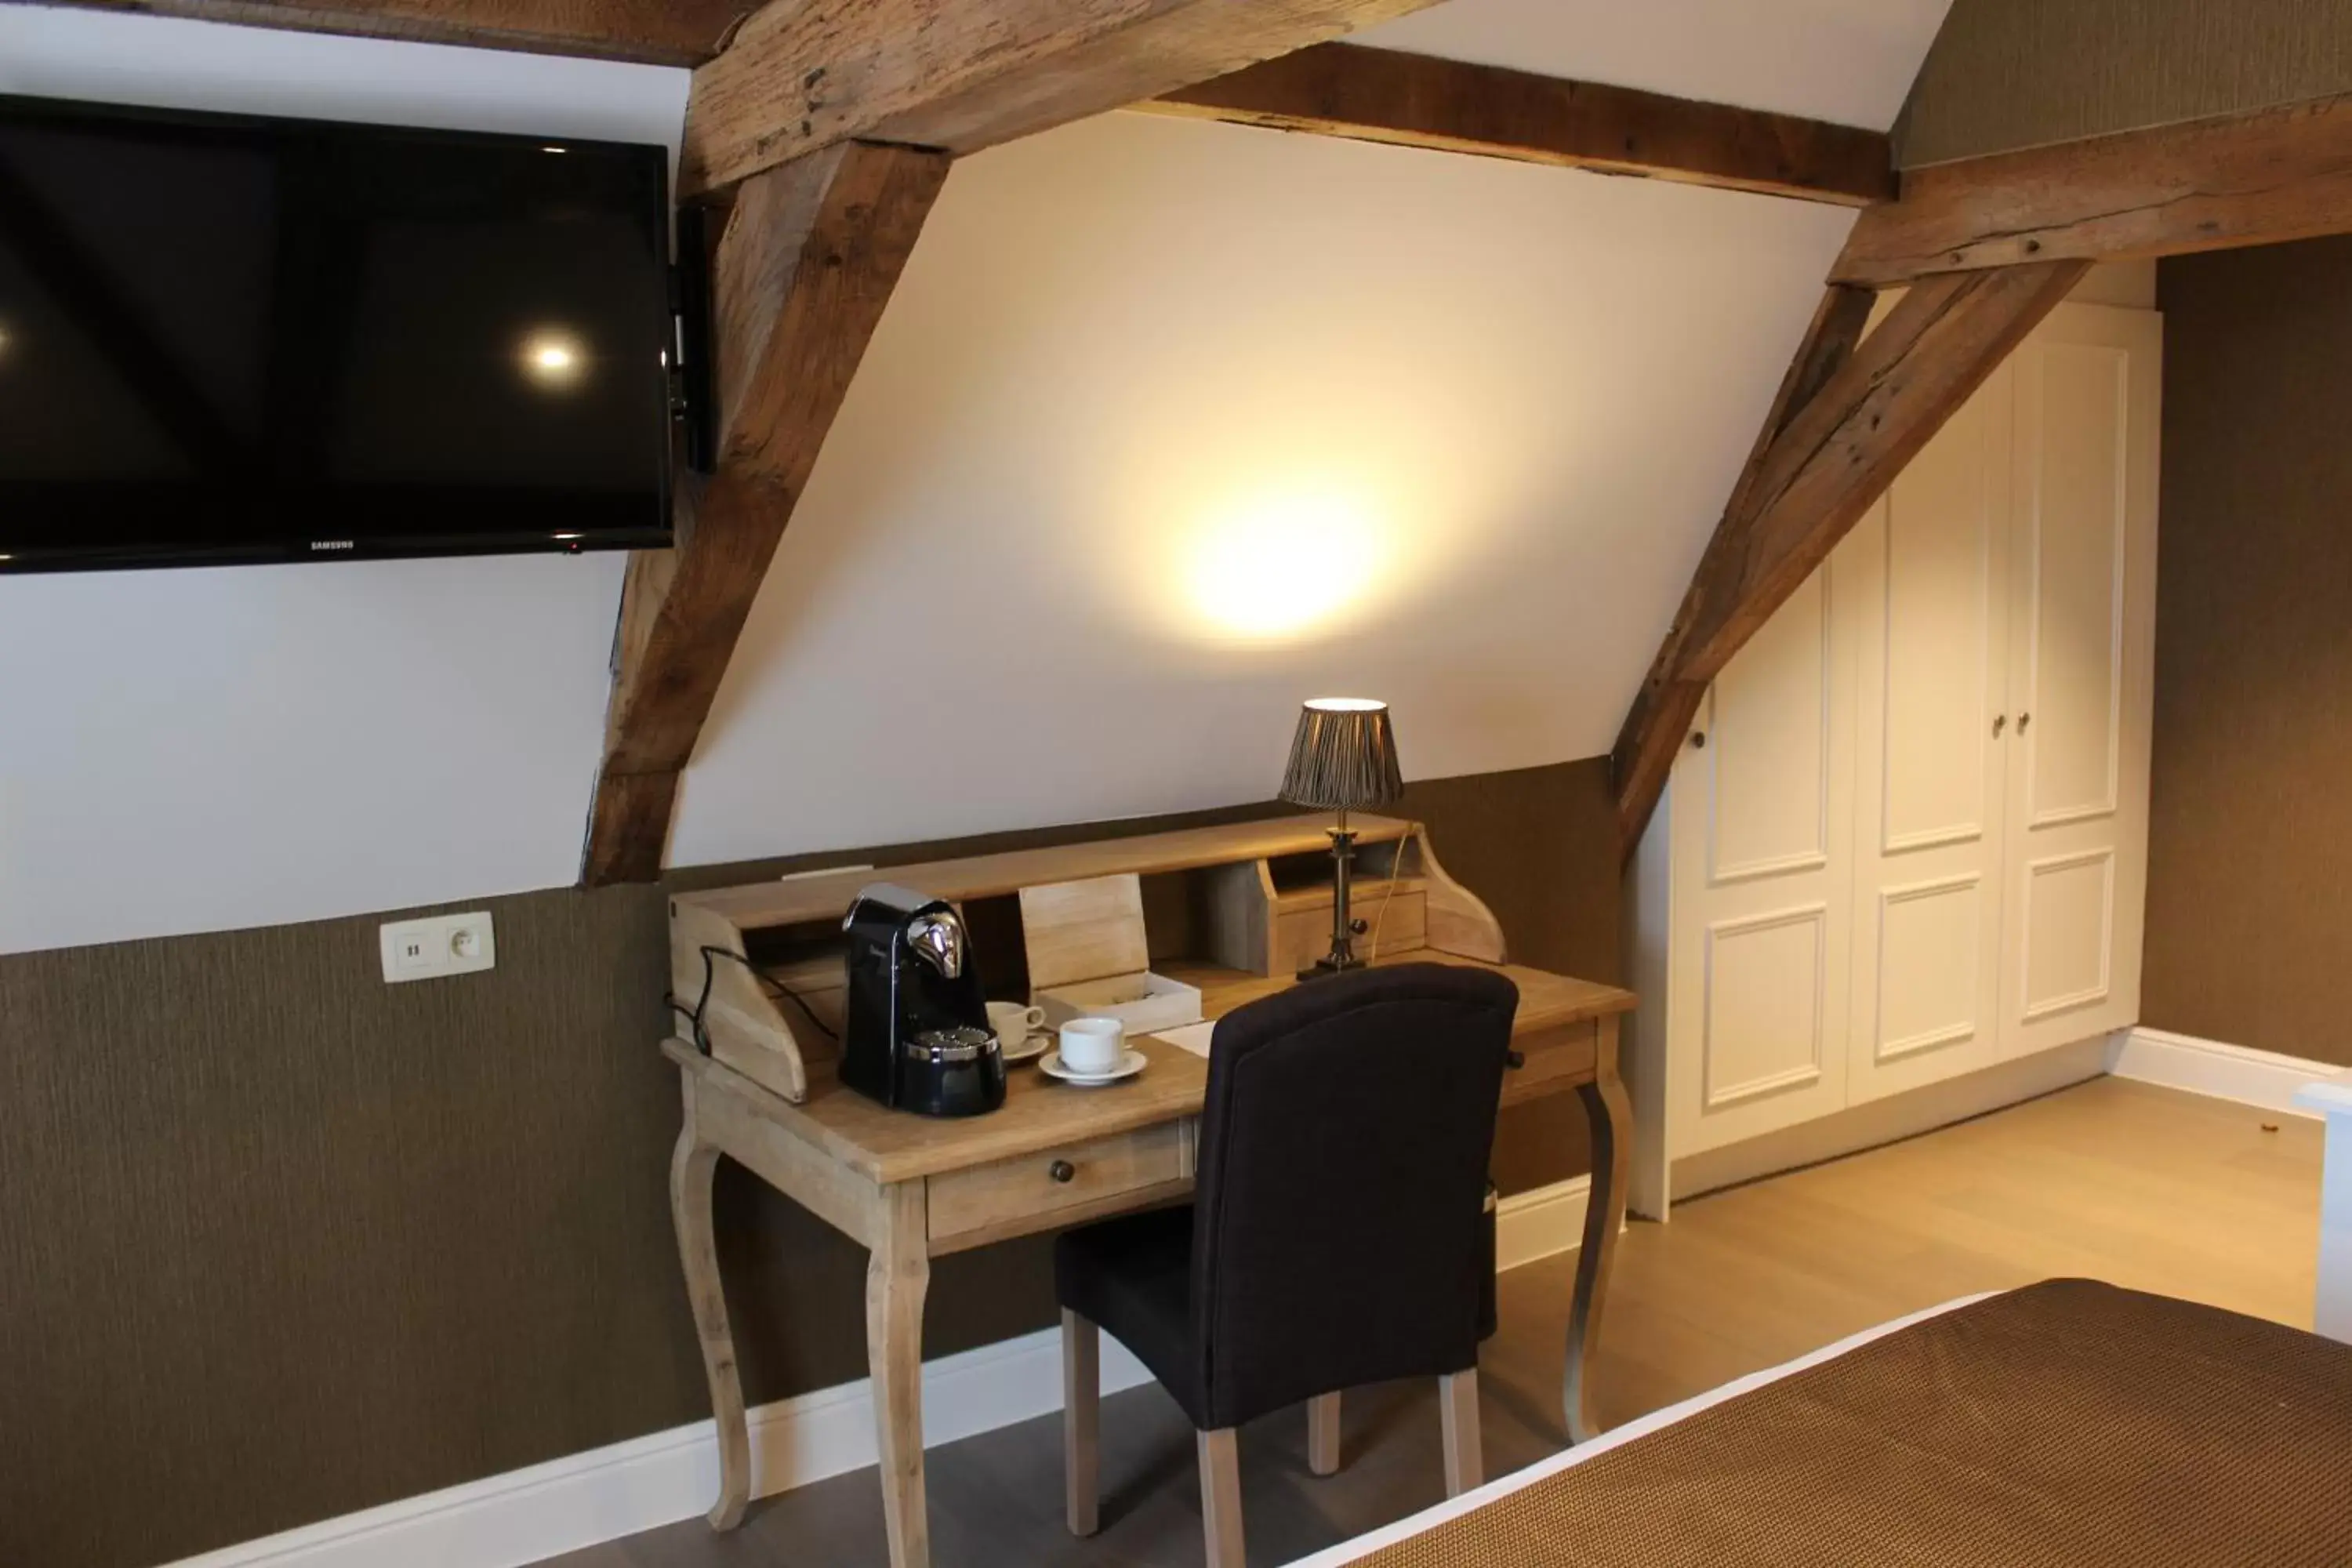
1297,818,1370,981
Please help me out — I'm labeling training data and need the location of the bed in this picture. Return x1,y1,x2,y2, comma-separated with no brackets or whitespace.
1291,1279,2352,1566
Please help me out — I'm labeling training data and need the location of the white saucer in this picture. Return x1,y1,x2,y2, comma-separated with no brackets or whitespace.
1039,1048,1147,1085
999,1031,1051,1065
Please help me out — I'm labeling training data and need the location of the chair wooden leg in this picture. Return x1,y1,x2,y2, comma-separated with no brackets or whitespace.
1439,1369,1482,1499
1197,1427,1245,1568
1305,1392,1341,1476
1063,1310,1100,1537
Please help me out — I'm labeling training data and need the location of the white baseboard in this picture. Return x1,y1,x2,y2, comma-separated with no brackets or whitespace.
1495,1174,1592,1270
2103,1026,2334,1117
161,1324,1152,1568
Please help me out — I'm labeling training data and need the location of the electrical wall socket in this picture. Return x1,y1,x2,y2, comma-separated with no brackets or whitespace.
379,911,496,983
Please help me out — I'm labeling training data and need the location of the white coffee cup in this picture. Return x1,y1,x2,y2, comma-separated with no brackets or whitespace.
986,1000,1047,1051
1058,1016,1125,1075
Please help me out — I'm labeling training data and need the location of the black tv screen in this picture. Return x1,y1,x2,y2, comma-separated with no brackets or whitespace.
0,96,674,572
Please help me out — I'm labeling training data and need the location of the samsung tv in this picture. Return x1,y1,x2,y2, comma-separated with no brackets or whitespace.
0,95,678,573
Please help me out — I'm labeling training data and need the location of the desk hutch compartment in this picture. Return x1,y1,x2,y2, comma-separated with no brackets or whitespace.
666,815,1506,1103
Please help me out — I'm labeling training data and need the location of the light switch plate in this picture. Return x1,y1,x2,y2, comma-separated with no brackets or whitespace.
379,911,497,983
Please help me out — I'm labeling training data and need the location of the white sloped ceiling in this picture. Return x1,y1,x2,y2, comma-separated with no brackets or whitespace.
667,112,1861,866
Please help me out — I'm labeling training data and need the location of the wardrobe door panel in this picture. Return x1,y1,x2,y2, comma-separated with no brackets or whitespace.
2023,343,2129,829
2000,305,2160,1058
1880,406,2004,856
2020,848,2115,1021
1668,546,1859,1156
1702,903,1831,1109
1846,367,2013,1104
1708,572,1832,884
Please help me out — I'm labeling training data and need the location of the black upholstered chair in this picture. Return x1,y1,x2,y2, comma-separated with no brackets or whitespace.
1055,963,1519,1566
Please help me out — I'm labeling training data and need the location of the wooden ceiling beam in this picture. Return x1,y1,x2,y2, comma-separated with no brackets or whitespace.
1143,42,1893,206
583,141,949,886
1835,91,2352,286
31,0,750,65
1613,260,2088,857
678,0,1445,197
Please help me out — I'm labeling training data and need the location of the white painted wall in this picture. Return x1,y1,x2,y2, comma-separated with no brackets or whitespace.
668,114,1856,866
0,11,687,954
0,2,1941,953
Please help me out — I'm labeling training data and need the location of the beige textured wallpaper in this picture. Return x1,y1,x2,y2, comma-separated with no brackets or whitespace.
1897,0,2352,166
2142,237,2352,1066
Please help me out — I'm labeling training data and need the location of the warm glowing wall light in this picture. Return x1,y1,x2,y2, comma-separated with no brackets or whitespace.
1184,488,1391,644
521,329,586,388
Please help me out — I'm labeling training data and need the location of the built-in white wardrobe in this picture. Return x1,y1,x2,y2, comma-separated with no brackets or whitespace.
1628,299,2161,1210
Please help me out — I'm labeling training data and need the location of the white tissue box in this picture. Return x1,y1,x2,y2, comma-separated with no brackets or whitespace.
1034,969,1203,1036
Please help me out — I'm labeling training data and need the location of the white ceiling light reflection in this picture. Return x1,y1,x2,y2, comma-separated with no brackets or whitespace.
520,329,586,389
1181,487,1395,644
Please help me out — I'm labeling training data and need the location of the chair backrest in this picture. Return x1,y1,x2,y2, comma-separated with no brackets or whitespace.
1186,962,1517,1430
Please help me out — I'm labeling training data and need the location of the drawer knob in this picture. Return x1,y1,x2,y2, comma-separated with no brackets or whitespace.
1049,1160,1076,1185
1504,1049,1526,1071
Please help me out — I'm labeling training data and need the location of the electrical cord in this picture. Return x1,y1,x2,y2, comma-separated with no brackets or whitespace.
696,943,840,1047
1361,820,1420,964
684,946,719,1054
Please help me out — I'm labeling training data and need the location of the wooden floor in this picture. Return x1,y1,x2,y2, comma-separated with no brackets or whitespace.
551,1077,2323,1568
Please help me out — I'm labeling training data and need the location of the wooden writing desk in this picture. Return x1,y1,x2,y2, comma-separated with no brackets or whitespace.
662,815,1635,1568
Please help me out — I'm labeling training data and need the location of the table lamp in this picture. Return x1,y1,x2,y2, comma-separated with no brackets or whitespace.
1278,698,1405,978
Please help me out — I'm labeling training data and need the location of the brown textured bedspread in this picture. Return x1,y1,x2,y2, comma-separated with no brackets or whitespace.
1357,1279,2352,1566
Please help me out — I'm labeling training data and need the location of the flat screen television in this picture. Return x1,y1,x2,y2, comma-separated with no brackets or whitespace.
0,95,677,573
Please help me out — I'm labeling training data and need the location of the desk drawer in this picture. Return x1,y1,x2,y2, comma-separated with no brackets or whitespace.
1500,1021,1599,1108
927,1122,1192,1253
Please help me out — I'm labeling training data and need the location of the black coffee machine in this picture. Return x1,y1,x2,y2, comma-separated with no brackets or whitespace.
839,884,1006,1117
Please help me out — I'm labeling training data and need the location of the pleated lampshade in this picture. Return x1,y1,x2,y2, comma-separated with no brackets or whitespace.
1278,699,1405,811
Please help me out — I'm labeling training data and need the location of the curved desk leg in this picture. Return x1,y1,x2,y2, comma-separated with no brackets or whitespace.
1566,1018,1631,1445
869,1182,934,1568
671,1114,752,1529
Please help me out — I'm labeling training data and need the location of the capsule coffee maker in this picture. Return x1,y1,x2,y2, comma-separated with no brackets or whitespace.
839,884,1006,1117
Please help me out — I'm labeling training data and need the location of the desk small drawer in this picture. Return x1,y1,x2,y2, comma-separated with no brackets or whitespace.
927,1123,1192,1252
1273,891,1426,975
